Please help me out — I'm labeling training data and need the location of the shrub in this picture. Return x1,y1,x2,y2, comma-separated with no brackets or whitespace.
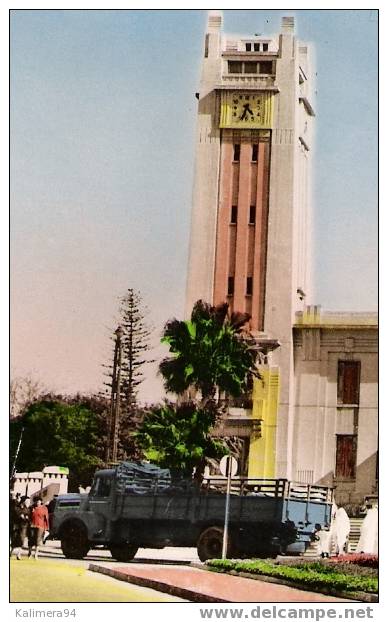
207,559,378,594
330,554,378,568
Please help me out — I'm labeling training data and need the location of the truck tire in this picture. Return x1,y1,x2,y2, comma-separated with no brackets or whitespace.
60,521,90,559
197,526,232,562
109,544,138,562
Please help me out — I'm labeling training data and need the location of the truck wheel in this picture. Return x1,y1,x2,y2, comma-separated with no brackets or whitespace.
109,544,138,562
197,526,232,562
60,521,90,559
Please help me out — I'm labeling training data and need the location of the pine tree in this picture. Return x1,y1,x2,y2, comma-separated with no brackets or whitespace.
104,289,155,461
119,289,155,410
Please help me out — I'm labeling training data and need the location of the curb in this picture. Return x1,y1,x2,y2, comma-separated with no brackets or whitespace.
88,563,227,603
198,565,377,603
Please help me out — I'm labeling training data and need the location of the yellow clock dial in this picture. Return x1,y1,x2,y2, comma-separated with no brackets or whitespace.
232,93,262,123
220,91,273,129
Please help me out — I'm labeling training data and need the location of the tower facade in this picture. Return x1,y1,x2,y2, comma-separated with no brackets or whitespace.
186,12,315,478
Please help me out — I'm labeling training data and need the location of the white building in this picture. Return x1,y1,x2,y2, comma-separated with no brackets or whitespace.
185,12,377,509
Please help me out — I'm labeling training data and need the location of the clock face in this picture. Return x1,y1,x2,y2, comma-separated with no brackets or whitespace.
232,93,263,124
219,91,273,129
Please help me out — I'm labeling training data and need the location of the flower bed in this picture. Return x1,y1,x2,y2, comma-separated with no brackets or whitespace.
330,554,378,568
206,559,378,595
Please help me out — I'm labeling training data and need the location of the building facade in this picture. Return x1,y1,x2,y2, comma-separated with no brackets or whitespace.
293,308,378,508
12,465,69,501
186,12,378,507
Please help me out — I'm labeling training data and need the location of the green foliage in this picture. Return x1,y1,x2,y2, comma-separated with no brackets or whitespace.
134,402,227,476
10,397,108,490
207,559,378,594
160,300,256,400
296,561,377,578
106,288,154,409
150,300,257,476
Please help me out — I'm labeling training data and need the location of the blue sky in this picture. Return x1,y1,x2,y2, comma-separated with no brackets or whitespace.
10,9,378,402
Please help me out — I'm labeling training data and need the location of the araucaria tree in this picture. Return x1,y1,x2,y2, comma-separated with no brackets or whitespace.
104,289,154,460
136,300,258,476
105,289,154,409
119,289,155,409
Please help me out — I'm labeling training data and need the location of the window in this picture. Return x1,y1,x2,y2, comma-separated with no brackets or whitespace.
263,43,269,52
249,205,256,224
337,361,360,405
259,61,273,74
245,43,252,51
244,61,258,74
233,144,241,161
252,144,258,162
228,276,235,296
228,60,269,74
246,276,253,295
231,205,238,224
335,435,357,479
90,476,112,498
228,61,242,74
254,43,260,52
204,34,209,58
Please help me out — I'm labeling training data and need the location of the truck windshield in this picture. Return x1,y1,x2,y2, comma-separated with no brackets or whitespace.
90,476,112,498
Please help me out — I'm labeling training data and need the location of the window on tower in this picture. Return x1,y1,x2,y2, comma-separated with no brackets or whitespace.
228,61,243,73
245,43,252,51
254,43,260,52
233,144,241,161
252,144,258,162
231,205,238,224
204,34,209,58
249,205,256,224
244,61,258,74
263,43,269,52
228,277,235,296
246,277,253,296
259,61,273,74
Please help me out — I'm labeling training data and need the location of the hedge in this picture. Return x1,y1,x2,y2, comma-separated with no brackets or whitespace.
207,559,378,594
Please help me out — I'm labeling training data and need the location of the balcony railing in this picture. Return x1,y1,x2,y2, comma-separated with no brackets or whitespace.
218,75,276,89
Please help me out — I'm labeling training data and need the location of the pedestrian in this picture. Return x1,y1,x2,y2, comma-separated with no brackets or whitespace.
10,495,30,560
43,496,57,543
314,524,331,558
28,497,49,560
19,496,30,548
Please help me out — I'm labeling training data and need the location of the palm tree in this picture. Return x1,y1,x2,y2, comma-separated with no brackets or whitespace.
159,300,257,403
134,401,225,477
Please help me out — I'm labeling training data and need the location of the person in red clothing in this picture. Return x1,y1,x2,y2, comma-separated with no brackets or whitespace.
28,497,49,559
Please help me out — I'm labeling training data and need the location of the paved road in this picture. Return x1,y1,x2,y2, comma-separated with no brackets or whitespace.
24,540,200,567
11,541,196,602
10,554,187,602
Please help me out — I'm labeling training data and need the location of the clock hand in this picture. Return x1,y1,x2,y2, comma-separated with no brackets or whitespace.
240,103,254,120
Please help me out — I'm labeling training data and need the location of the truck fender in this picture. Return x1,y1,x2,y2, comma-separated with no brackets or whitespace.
57,517,88,540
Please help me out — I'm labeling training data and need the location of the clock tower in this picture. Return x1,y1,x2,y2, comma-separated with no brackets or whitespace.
185,12,316,479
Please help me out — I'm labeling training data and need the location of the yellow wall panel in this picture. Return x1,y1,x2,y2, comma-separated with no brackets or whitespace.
248,367,280,478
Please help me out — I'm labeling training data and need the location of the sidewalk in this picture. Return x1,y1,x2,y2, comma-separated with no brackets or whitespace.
89,563,354,603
